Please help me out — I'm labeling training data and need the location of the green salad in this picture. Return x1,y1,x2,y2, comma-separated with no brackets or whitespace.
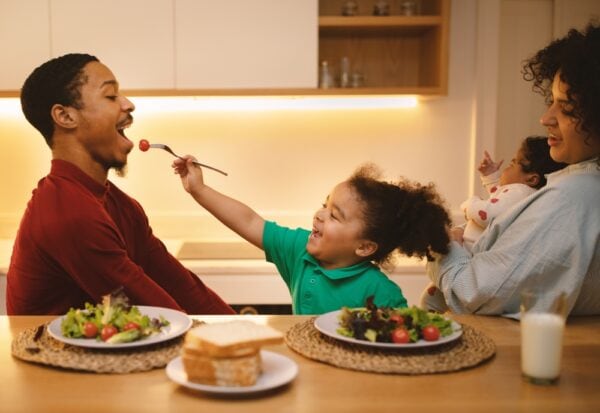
60,288,170,344
336,296,454,344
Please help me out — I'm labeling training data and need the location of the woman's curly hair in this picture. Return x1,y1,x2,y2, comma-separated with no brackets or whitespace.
522,22,600,161
348,164,451,265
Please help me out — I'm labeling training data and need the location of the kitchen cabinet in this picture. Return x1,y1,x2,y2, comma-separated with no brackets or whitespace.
0,0,449,96
175,0,318,89
318,0,450,94
0,0,50,90
50,0,175,90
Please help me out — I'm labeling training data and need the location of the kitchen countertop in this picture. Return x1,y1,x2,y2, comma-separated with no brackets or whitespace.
0,239,426,275
2,314,600,412
0,239,428,312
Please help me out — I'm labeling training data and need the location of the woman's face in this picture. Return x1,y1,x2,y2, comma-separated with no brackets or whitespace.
540,73,600,164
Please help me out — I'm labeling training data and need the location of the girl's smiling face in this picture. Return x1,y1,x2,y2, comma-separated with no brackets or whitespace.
541,73,600,164
306,181,374,270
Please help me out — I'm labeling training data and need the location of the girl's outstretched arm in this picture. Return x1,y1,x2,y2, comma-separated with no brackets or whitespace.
173,156,265,249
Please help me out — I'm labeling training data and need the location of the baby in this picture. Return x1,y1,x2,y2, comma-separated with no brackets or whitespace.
421,135,567,312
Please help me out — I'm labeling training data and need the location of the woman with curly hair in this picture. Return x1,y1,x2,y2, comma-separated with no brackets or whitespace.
173,160,451,315
426,23,600,317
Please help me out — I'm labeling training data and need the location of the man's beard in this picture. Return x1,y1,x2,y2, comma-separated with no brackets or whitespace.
112,164,128,177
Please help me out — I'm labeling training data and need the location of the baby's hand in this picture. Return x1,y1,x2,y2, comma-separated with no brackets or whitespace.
478,150,503,176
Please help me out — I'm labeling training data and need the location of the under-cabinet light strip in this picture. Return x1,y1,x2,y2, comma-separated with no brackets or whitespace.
0,95,418,117
131,96,419,112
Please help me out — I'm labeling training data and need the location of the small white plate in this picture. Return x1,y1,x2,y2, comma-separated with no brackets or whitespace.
314,309,462,349
166,351,298,394
47,306,192,348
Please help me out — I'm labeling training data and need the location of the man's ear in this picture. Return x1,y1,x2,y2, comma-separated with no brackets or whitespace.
356,240,378,258
526,173,541,188
51,104,77,130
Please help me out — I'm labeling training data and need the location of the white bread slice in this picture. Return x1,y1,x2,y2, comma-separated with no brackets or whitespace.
183,320,284,358
182,347,261,386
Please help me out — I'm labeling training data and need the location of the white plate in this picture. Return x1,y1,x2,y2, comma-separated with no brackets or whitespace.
166,351,298,395
47,305,192,349
314,309,462,349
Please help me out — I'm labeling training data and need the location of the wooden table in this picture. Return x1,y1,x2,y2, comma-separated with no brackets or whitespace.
1,314,599,413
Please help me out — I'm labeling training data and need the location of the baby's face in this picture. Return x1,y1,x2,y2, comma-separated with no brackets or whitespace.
499,148,535,187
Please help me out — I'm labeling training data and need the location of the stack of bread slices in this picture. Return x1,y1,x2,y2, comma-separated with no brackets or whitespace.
181,320,284,387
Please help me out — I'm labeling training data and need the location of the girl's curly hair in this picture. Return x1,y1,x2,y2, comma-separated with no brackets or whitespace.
522,22,600,162
348,164,451,265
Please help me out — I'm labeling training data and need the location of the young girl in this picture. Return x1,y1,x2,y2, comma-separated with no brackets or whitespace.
173,160,451,315
421,136,567,312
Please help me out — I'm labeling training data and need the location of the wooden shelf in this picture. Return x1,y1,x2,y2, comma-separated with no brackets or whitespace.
318,0,449,94
319,15,443,31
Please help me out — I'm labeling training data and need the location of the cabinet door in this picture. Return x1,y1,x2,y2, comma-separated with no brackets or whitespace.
0,0,50,90
50,0,174,89
175,0,318,89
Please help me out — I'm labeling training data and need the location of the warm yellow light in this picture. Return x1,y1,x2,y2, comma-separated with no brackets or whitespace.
0,98,21,117
131,95,419,113
1,95,419,117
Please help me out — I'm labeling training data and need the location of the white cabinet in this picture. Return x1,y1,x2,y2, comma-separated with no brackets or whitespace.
0,0,318,93
0,0,50,90
175,0,318,89
49,0,175,89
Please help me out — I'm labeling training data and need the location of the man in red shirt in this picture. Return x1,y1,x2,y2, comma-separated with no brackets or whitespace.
7,53,234,315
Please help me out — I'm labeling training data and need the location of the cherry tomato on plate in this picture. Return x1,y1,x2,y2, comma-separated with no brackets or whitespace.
139,139,150,152
83,321,98,338
123,321,141,331
389,314,405,326
391,327,410,344
422,325,441,341
101,324,119,341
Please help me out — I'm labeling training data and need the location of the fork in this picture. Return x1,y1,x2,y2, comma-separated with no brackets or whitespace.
149,143,228,176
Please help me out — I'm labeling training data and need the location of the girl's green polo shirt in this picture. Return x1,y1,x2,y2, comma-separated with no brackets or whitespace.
263,221,408,315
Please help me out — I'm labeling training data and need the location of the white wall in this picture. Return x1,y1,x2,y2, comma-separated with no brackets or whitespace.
495,0,600,170
0,2,478,241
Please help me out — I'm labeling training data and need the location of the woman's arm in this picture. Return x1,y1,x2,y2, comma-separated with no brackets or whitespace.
428,187,592,317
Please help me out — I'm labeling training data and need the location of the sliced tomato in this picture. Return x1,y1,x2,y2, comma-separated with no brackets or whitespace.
123,321,141,331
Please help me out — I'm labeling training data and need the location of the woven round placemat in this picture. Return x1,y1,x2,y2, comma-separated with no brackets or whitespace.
11,320,202,374
285,318,495,375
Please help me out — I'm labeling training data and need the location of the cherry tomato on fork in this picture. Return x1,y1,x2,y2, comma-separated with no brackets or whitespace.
139,139,150,152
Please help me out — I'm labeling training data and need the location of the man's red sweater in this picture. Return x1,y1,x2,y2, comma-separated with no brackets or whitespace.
7,160,234,315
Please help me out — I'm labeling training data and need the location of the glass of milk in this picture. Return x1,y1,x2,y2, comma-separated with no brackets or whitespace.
520,290,567,385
